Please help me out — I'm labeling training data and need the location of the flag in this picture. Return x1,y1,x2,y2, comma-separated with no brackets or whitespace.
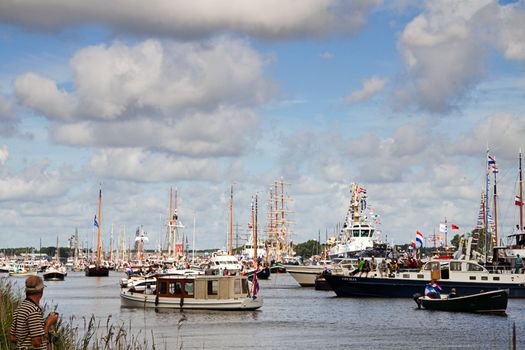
439,223,447,233
491,165,498,174
416,231,424,247
94,215,99,228
516,195,523,206
488,154,496,166
252,270,259,299
451,224,459,230
410,240,417,249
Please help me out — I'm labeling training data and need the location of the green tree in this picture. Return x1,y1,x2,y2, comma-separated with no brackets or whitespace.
293,240,322,259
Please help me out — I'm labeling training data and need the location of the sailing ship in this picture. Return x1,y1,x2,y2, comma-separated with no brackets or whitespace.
43,237,66,281
328,183,385,259
265,178,294,263
85,187,109,277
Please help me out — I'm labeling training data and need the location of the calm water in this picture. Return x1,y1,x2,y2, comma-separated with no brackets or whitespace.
4,271,525,349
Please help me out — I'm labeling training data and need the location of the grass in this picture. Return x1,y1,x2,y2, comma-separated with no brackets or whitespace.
0,277,165,350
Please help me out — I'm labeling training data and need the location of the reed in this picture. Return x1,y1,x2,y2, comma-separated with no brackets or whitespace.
0,278,162,350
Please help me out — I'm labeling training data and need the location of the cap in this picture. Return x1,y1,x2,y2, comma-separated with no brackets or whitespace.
25,276,46,293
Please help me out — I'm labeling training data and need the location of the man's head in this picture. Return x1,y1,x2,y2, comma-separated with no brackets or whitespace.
25,275,45,295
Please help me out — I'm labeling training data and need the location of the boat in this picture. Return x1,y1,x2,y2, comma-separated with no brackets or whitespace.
287,258,357,287
328,184,385,259
286,260,332,287
120,273,262,310
414,289,508,314
43,265,66,281
85,187,109,277
8,264,37,277
323,258,525,298
44,237,66,281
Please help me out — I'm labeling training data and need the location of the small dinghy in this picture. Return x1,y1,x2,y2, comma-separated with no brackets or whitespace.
414,289,508,315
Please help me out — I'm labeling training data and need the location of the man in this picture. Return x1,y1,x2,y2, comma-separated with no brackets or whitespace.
448,288,458,299
515,254,523,273
8,275,58,350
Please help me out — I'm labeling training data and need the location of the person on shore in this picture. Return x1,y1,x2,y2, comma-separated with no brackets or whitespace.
515,254,523,273
8,275,59,350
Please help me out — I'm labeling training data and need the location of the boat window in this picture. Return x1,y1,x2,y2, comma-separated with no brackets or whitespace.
466,263,484,272
417,274,424,279
159,282,167,295
450,262,462,271
493,276,500,281
481,276,488,281
234,279,241,294
184,282,194,296
469,276,476,280
353,230,359,237
208,280,218,295
168,282,182,295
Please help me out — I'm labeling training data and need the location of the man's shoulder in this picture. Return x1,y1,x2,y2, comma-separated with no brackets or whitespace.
18,299,41,313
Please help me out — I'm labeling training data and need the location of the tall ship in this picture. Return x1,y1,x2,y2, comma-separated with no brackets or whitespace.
328,183,385,259
265,178,295,263
85,187,109,277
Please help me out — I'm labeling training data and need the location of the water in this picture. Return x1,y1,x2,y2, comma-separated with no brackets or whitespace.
4,271,525,349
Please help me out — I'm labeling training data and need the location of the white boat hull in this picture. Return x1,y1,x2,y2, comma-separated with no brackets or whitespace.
287,266,325,286
9,271,37,277
120,290,262,310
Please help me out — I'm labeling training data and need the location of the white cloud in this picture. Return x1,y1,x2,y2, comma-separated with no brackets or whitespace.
394,0,525,113
0,160,70,201
52,106,259,157
89,148,221,182
16,38,274,122
345,76,387,104
0,0,380,40
497,3,525,60
14,72,77,120
452,112,525,160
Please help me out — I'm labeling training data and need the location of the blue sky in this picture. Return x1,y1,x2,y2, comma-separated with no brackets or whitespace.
0,0,524,252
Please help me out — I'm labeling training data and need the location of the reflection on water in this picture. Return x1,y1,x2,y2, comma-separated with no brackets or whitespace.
3,271,524,349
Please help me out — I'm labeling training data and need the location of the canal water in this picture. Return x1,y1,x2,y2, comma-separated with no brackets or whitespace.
4,271,524,349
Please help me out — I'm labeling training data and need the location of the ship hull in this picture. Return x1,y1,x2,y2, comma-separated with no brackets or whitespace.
324,274,525,298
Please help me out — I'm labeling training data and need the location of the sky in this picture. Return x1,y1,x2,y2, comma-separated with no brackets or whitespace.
0,0,525,252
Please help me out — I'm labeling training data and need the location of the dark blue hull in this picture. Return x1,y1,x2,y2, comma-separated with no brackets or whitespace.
324,274,525,298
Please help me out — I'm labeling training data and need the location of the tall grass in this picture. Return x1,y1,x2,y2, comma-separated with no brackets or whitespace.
0,278,163,350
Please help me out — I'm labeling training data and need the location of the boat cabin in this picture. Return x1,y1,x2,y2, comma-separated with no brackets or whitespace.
422,260,489,280
154,274,251,300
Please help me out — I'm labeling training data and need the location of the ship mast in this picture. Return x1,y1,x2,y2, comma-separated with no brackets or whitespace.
96,187,102,266
493,159,498,246
518,149,523,234
229,185,233,255
251,196,256,266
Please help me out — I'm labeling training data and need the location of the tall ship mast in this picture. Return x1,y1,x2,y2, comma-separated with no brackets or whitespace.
266,178,294,263
85,186,109,277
